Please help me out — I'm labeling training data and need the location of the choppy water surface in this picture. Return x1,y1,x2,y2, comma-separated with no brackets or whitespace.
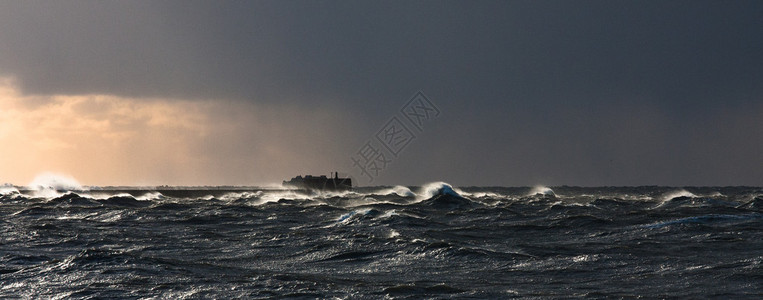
1,184,761,298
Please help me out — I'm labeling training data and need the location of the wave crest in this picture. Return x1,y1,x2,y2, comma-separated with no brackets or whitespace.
377,186,416,197
661,189,697,202
27,172,85,198
28,172,83,191
418,182,464,200
0,186,20,196
528,186,556,197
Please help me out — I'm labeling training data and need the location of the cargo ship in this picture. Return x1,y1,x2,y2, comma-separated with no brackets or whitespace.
282,172,352,191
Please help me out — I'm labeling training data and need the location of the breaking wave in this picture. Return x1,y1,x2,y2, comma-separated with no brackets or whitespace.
0,186,20,196
376,185,416,197
418,182,465,200
528,185,556,197
26,172,85,198
27,172,83,191
661,189,697,201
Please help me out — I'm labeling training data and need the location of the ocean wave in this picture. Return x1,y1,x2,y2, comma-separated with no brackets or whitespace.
662,189,698,201
26,172,88,199
99,195,151,207
737,196,763,210
220,190,313,206
336,208,381,223
419,194,478,209
641,214,763,229
319,249,386,262
0,186,20,196
47,192,100,207
135,191,165,201
27,172,83,190
4,186,761,212
417,182,465,200
653,190,738,210
2,185,762,298
383,283,465,295
375,185,416,197
527,185,556,197
588,198,630,209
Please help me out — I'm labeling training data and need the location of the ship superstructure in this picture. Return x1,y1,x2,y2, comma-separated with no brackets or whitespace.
282,172,352,191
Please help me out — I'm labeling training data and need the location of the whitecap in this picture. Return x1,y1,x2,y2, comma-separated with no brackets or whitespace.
376,185,416,197
0,186,20,196
527,185,556,197
417,182,465,200
661,189,697,202
27,172,84,191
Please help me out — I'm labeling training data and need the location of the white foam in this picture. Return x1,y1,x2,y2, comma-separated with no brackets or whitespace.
136,192,165,201
468,191,504,198
27,172,85,198
661,189,697,201
376,186,416,197
648,189,701,209
220,190,312,206
261,190,311,204
313,189,362,198
219,191,262,204
0,186,20,196
417,182,464,200
341,197,400,208
28,172,83,190
527,185,556,197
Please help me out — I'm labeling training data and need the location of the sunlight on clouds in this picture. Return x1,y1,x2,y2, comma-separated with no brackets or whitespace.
0,77,212,185
0,77,351,186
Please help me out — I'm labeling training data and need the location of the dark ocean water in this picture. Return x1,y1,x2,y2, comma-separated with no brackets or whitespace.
1,183,761,298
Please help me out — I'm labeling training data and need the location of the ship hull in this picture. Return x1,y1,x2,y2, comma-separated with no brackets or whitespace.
283,174,352,191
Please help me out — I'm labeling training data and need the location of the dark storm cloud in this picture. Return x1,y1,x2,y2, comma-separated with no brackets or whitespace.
0,1,429,105
1,1,762,185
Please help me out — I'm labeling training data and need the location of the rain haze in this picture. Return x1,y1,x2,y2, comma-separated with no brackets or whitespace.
1,1,762,187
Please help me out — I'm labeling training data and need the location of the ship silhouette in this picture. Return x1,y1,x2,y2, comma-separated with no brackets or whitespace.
282,172,352,191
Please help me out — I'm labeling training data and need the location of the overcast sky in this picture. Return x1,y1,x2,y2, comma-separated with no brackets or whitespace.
1,1,761,187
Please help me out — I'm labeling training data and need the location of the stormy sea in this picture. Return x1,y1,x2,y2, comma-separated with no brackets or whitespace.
1,183,761,298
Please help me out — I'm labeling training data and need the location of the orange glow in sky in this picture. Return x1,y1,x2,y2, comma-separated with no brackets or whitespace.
0,77,348,186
